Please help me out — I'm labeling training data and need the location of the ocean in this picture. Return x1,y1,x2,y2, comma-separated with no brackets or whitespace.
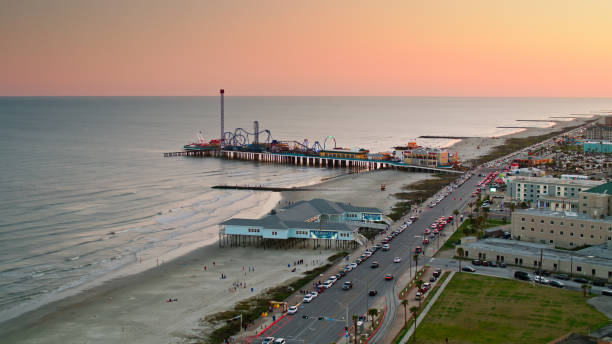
0,96,610,323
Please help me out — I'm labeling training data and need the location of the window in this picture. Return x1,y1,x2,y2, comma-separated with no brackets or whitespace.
580,234,584,237
272,231,278,235
571,223,574,227
531,228,535,231
580,224,584,228
592,269,596,276
248,228,260,233
591,235,594,238
560,231,564,235
577,266,582,272
560,222,564,225
522,217,525,221
550,230,554,234
540,219,544,223
550,221,555,224
521,226,525,230
570,242,574,246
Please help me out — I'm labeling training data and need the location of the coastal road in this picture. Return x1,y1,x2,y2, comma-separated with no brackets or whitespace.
253,170,486,344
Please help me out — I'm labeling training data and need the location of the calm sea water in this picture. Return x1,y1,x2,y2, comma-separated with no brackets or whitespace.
0,96,610,322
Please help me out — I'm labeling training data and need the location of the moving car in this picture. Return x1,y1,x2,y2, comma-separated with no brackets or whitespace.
342,281,353,290
514,271,530,281
462,266,476,272
393,257,401,263
303,294,314,303
368,290,378,296
273,339,286,344
384,274,394,280
371,261,380,268
414,246,423,254
287,306,298,315
549,280,565,288
534,276,550,284
262,337,275,344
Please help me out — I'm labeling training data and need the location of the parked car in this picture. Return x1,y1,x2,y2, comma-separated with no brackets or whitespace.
593,279,606,287
549,280,565,288
573,277,589,284
462,266,476,272
262,337,275,344
472,260,481,266
489,261,497,267
273,339,286,344
382,244,390,251
322,281,333,289
384,274,394,280
534,276,550,284
309,291,318,298
553,273,569,280
287,306,298,315
415,292,422,300
303,294,314,303
342,281,353,290
368,289,378,296
429,276,436,282
414,246,423,254
499,262,506,268
481,261,489,267
433,268,442,277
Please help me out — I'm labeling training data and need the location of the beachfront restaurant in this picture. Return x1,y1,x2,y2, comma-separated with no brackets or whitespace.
218,199,385,249
219,216,358,249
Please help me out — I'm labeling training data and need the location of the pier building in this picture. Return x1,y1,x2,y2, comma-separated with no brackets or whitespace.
393,144,458,168
218,199,385,249
320,148,369,160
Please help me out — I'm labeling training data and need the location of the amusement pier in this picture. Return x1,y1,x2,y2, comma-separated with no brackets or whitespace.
164,89,463,175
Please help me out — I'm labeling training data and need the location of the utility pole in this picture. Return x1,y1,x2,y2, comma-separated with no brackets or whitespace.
539,248,543,281
354,315,358,344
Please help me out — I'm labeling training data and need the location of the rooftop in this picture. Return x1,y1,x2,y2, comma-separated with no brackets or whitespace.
514,208,612,223
460,238,612,269
508,176,602,187
584,182,612,195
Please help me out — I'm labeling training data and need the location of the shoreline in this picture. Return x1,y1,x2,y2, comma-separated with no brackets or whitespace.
0,115,596,343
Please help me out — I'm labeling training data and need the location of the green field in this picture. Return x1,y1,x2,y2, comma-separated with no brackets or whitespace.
412,273,609,344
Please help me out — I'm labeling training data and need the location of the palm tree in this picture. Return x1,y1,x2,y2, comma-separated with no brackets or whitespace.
410,306,419,342
456,247,464,272
453,209,460,230
401,299,409,325
482,207,489,222
509,202,516,213
368,308,378,323
413,254,419,272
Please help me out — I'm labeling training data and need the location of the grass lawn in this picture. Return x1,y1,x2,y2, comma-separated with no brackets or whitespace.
412,273,609,344
441,218,509,251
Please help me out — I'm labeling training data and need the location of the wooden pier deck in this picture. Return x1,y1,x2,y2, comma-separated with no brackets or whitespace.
163,149,464,174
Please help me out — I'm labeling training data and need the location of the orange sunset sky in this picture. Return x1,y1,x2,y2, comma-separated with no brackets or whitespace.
1,0,612,97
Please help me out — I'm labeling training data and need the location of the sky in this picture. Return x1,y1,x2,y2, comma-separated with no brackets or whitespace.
1,0,612,97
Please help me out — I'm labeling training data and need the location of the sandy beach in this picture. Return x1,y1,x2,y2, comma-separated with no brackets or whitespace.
0,116,591,344
450,117,593,162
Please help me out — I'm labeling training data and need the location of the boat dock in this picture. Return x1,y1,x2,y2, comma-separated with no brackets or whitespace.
163,149,464,174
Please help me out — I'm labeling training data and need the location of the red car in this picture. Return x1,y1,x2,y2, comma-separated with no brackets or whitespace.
384,274,394,280
414,246,423,254
422,238,429,245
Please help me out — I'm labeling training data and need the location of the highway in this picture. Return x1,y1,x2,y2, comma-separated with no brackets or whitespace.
253,170,484,344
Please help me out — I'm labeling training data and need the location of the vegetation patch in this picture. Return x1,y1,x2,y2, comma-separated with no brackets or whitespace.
442,218,509,251
389,175,459,221
411,273,608,344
